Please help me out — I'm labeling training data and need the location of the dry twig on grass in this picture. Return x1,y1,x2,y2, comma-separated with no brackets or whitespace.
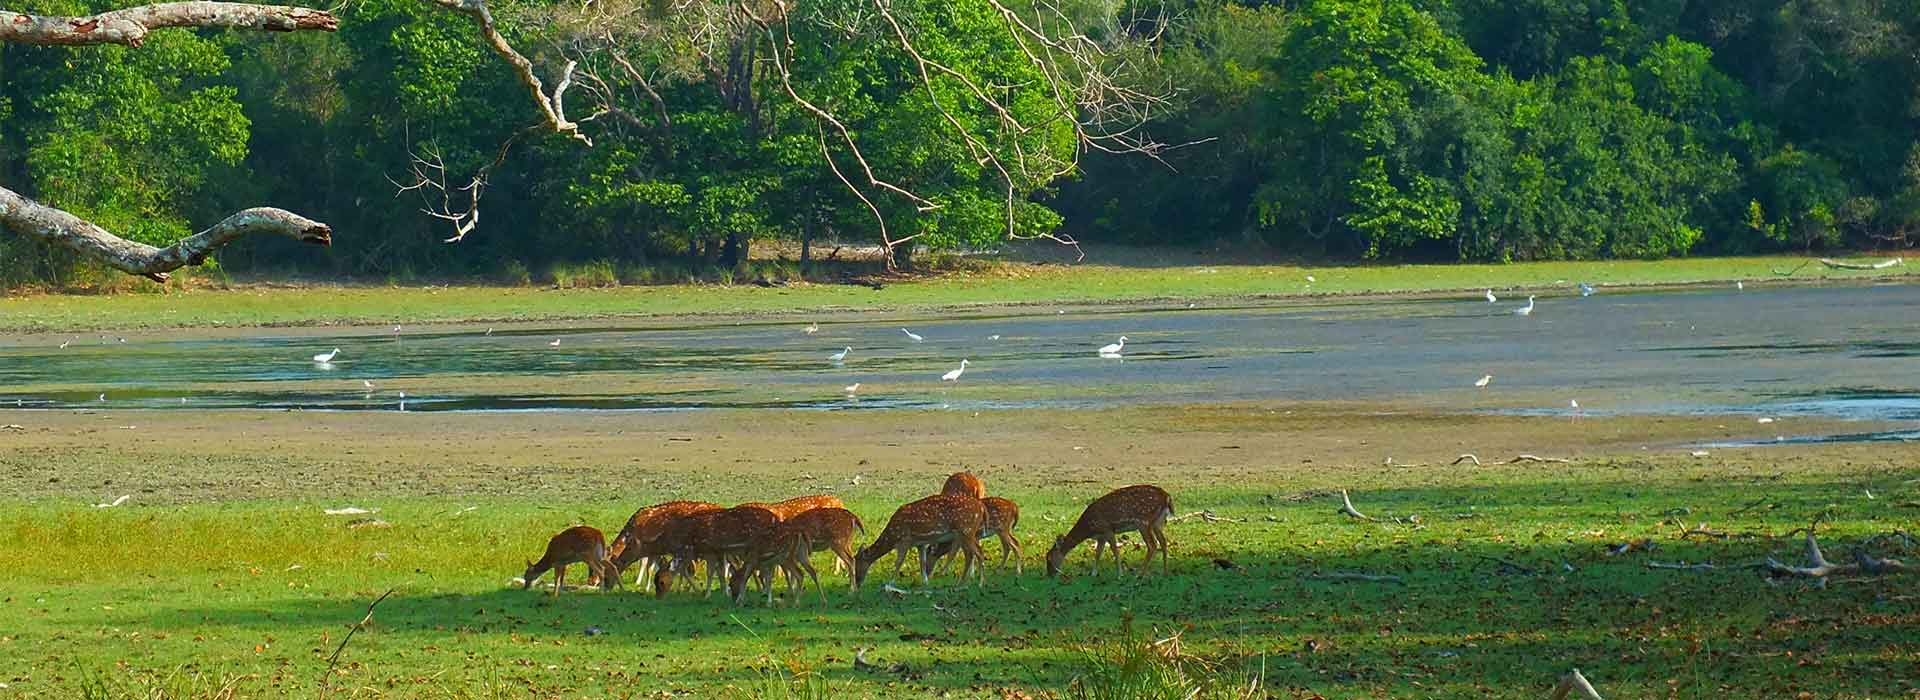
1451,454,1482,466
1645,560,1718,571
324,588,396,677
1507,454,1571,464
1308,571,1405,585
1169,510,1244,524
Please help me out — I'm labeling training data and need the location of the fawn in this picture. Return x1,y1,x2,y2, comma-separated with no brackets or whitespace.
1045,485,1173,578
925,495,1023,575
649,504,780,597
940,471,986,499
520,525,619,596
603,500,720,586
728,507,866,605
855,495,987,587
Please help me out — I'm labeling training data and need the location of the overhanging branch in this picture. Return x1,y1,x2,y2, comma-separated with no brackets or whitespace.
0,186,330,282
0,2,337,47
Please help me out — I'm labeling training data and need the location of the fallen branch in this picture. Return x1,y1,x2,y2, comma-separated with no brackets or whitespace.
1451,454,1482,466
1477,555,1538,576
1604,539,1654,557
1819,257,1903,270
1337,490,1373,522
323,588,395,677
1308,571,1405,585
1169,510,1244,524
1729,497,1771,515
1507,454,1571,464
1549,668,1604,700
1761,523,1909,581
1645,560,1718,571
1678,524,1732,540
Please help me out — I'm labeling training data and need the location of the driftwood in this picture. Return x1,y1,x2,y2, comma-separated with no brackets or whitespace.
1549,669,1604,700
1819,257,1903,270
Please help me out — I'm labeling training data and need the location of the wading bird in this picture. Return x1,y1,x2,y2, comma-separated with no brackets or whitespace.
1475,375,1492,388
313,348,340,363
1485,289,1497,303
1098,336,1127,356
902,328,924,342
828,347,851,363
941,360,969,381
804,322,819,335
1514,296,1536,316
844,382,860,395
1578,283,1595,297
548,338,561,347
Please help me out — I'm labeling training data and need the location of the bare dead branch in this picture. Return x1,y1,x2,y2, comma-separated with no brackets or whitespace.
1169,510,1243,524
424,0,589,145
0,2,336,47
0,186,329,282
1645,560,1719,571
324,588,396,675
1451,454,1482,466
1549,669,1604,700
1337,489,1373,522
1507,454,1572,464
1818,257,1903,270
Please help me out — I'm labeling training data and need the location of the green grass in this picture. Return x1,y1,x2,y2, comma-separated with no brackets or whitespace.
3,462,1915,698
0,255,1909,331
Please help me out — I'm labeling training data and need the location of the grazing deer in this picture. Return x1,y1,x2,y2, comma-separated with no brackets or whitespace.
603,500,721,586
941,471,985,499
855,495,987,587
926,495,1023,575
520,526,619,596
649,504,781,597
739,494,849,574
729,507,866,605
1045,485,1173,578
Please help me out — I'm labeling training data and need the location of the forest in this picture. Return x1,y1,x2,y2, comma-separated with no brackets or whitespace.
3,0,1917,284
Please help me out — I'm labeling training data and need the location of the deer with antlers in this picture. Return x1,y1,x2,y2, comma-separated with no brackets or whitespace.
1046,485,1173,579
729,506,866,605
855,495,988,587
519,525,618,596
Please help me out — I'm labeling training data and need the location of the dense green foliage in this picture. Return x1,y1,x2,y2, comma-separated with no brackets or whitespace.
3,0,1918,283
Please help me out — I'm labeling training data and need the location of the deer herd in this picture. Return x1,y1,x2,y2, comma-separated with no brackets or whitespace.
517,473,1174,603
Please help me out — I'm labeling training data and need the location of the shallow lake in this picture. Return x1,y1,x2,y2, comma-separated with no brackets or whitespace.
2,284,1915,437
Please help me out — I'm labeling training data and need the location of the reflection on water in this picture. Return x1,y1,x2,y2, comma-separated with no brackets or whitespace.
1,285,1916,433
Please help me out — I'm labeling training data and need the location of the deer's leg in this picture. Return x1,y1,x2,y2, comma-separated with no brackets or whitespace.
1152,520,1171,575
834,542,858,593
552,563,567,597
959,532,986,586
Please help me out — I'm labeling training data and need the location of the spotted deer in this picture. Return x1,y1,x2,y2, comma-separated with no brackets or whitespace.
729,507,866,605
926,495,1023,575
742,494,847,521
602,500,720,586
648,504,780,597
941,471,986,499
520,526,618,596
1045,485,1173,578
855,495,987,587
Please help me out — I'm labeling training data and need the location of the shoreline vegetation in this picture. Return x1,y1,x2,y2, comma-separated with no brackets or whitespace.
1,253,1911,332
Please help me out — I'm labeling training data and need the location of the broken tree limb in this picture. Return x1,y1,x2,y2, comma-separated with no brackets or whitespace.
1761,525,1910,580
1169,510,1244,524
1646,560,1718,571
0,187,330,282
1337,490,1373,522
323,588,395,677
1819,257,1903,270
0,2,336,47
1308,571,1405,585
1549,668,1604,700
1451,454,1482,466
1507,454,1572,464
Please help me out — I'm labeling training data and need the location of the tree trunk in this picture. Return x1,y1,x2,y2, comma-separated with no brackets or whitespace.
890,240,914,271
800,221,813,271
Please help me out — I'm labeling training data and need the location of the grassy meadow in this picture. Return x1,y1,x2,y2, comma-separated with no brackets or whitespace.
0,254,1910,332
1,407,1915,698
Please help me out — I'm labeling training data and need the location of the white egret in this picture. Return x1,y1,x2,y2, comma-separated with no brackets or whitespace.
97,393,106,402
902,328,924,342
1098,336,1127,356
804,322,820,335
1485,289,1497,303
58,338,71,349
1736,281,1744,290
363,380,375,390
313,348,340,363
1306,275,1316,283
1513,296,1536,316
548,338,561,347
392,324,402,334
941,360,969,381
1474,375,1492,388
828,347,851,363
398,391,407,412
1578,282,1595,297
988,334,1002,341
484,327,494,336
844,382,861,394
